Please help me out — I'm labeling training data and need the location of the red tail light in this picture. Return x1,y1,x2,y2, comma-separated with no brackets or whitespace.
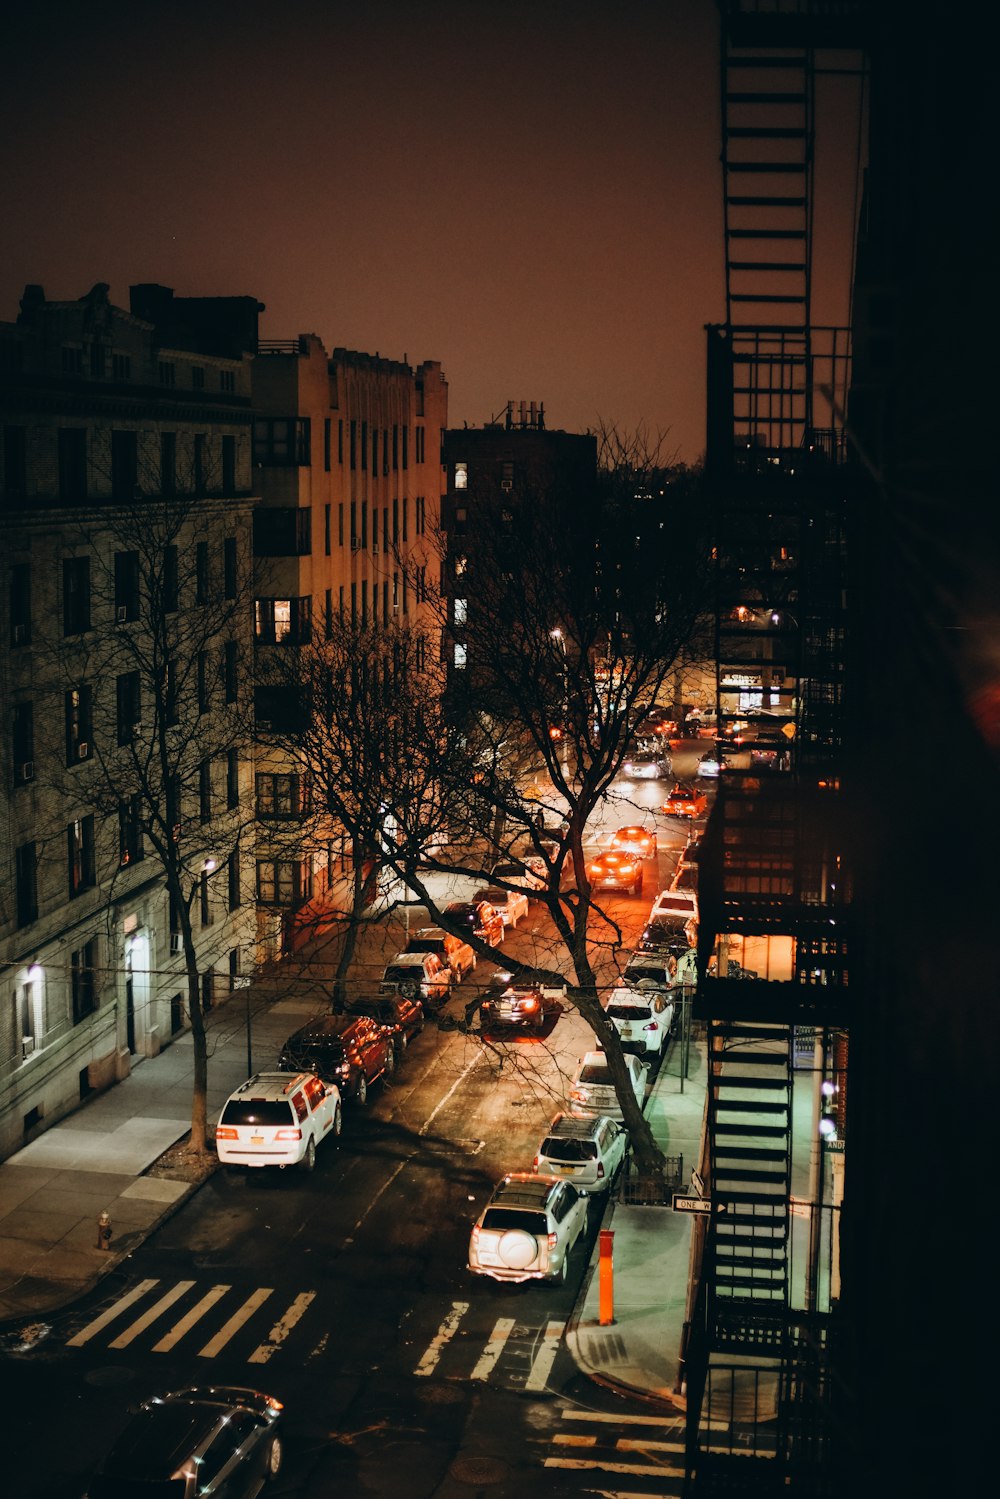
597,1161,605,1177
532,1154,539,1170
274,1128,302,1141
547,1232,558,1250
215,1126,238,1140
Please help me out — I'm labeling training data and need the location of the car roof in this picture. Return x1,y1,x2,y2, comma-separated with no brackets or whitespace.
385,952,427,967
103,1401,221,1478
286,1014,365,1041
228,1071,313,1101
492,1173,562,1204
412,926,447,940
541,1113,613,1140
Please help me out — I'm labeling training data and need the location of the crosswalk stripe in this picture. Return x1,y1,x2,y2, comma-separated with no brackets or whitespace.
617,1439,685,1454
554,1433,598,1447
544,1458,685,1477
67,1279,159,1347
524,1319,563,1391
560,1410,682,1427
108,1280,195,1350
247,1292,316,1365
414,1301,469,1377
152,1284,230,1354
470,1317,516,1381
198,1287,273,1358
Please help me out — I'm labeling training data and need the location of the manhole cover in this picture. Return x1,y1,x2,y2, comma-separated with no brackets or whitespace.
85,1365,135,1388
449,1455,510,1486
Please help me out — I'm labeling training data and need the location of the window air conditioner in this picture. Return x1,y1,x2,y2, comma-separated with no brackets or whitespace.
351,538,362,552
77,741,90,760
170,932,183,954
20,761,34,782
22,1036,35,1058
500,479,513,492
116,605,128,622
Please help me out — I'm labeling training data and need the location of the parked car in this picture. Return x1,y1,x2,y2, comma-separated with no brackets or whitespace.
621,749,672,780
278,1014,395,1105
379,950,451,1007
443,899,505,948
696,753,722,779
215,1071,341,1172
569,1049,649,1122
670,861,699,893
405,926,476,982
86,1386,284,1498
482,966,567,1030
662,784,708,818
468,1172,589,1284
533,1113,627,1193
679,833,703,866
638,916,695,955
491,858,545,894
588,849,644,895
605,984,675,1056
346,992,424,1053
624,952,676,990
650,887,699,927
487,967,569,1003
611,824,658,858
473,884,530,928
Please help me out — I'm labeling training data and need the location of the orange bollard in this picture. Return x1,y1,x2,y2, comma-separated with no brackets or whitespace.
598,1228,615,1325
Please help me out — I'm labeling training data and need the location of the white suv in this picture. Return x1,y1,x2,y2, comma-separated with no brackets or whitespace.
606,982,675,1055
533,1114,627,1192
468,1172,589,1284
215,1072,341,1171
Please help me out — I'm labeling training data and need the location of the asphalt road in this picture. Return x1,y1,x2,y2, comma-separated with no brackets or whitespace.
0,773,709,1498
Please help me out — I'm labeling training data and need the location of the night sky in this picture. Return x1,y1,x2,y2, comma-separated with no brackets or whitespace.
1,1,864,463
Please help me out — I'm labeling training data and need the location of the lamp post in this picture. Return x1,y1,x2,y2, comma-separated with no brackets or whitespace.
550,628,569,775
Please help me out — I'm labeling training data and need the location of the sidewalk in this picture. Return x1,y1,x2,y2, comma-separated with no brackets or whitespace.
567,1034,707,1407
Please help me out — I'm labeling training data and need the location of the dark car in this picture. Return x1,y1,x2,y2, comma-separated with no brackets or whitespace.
278,1013,395,1105
443,899,505,948
344,993,424,1054
638,916,692,956
86,1384,283,1498
481,967,568,1030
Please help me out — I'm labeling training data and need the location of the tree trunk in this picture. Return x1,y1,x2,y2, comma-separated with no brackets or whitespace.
331,848,370,1009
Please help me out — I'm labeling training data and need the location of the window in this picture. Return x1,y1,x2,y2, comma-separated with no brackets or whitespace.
158,360,175,386
338,419,344,464
114,551,139,622
17,979,38,1051
58,428,87,501
416,426,425,463
416,495,426,534
361,421,367,470
454,597,468,625
350,420,357,470
199,760,212,822
393,497,399,541
350,501,357,549
403,496,409,542
371,425,378,475
255,597,311,645
392,424,398,470
166,775,181,843
112,352,131,381
116,671,141,745
196,541,209,603
90,342,107,379
383,507,389,552
197,651,210,713
256,859,313,905
13,701,34,784
65,685,93,764
297,418,311,465
454,461,468,490
402,425,408,470
194,433,207,494
160,432,176,496
118,796,143,866
15,842,37,927
4,425,27,497
324,418,331,471
165,658,178,725
223,536,237,598
227,749,240,808
324,504,331,555
67,815,96,897
220,368,235,394
383,427,389,475
454,643,468,670
361,579,368,624
63,557,91,634
191,365,205,390
325,588,333,639
221,434,236,492
10,561,30,645
228,848,241,908
361,501,368,548
253,417,309,466
228,947,240,992
162,544,178,613
71,941,97,1022
224,641,238,703
416,564,427,604
200,870,212,927
61,345,83,375
338,502,344,547
111,430,138,501
256,772,308,818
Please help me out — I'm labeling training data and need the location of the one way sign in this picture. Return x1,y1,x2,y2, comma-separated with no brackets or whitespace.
672,1194,727,1215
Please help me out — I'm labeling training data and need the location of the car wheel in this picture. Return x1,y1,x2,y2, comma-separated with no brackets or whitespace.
553,1255,569,1285
383,1046,395,1079
331,1101,342,1137
264,1433,283,1481
355,1073,368,1107
396,1031,408,1057
300,1136,316,1172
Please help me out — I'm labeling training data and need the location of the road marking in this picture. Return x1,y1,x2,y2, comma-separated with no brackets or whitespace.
414,1302,469,1376
108,1280,195,1349
247,1291,316,1364
554,1433,597,1446
544,1458,685,1476
152,1284,230,1353
524,1319,563,1391
560,1410,685,1427
197,1287,273,1358
469,1317,516,1380
616,1439,686,1453
67,1279,159,1347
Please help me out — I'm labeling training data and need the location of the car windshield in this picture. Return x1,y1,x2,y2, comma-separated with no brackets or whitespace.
540,1138,597,1162
607,1003,652,1020
220,1099,292,1127
578,1063,611,1084
626,964,663,983
481,1208,547,1234
383,967,418,983
406,939,438,952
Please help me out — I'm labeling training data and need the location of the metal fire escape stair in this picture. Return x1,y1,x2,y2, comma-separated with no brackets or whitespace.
709,1021,792,1302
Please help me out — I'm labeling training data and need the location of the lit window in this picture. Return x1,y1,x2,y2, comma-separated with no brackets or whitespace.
454,462,468,490
274,601,292,641
454,643,467,670
455,555,467,576
454,598,467,625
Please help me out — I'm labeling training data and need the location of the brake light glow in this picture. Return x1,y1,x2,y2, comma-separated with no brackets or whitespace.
597,1162,605,1177
274,1128,302,1141
532,1154,539,1170
547,1232,558,1250
215,1126,238,1140
570,1087,588,1102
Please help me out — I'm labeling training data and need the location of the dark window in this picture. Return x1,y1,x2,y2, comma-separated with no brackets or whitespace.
67,815,96,897
63,557,91,634
71,940,97,1021
166,775,181,842
112,352,131,380
114,551,139,622
350,501,357,548
158,360,175,386
13,701,34,784
118,796,143,866
10,562,30,645
199,760,212,822
220,368,235,393
392,424,398,470
200,871,212,927
191,365,205,390
324,504,331,555
223,536,237,598
15,842,37,927
65,685,92,764
227,748,239,808
393,497,399,541
256,859,313,904
325,588,333,639
224,640,238,703
253,417,309,466
162,544,178,613
361,579,368,624
297,418,311,465
371,425,378,475
111,430,138,501
197,650,210,713
58,429,87,502
222,434,236,492
4,425,26,497
324,418,331,471
383,427,389,475
160,432,176,495
338,502,344,547
403,496,409,542
253,507,312,557
90,342,106,379
338,419,343,463
361,501,368,548
350,420,356,470
194,433,207,494
256,772,308,818
402,424,408,470
116,671,141,745
196,541,209,603
61,345,83,375
165,658,178,725
361,421,367,470
228,848,241,908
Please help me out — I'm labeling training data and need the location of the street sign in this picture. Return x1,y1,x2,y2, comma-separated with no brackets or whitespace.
781,721,796,740
691,1169,705,1196
672,1194,726,1215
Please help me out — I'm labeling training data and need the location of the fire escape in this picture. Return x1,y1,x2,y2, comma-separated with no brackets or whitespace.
685,3,864,1493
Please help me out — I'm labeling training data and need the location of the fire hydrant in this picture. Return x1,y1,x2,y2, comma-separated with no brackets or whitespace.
97,1210,112,1251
